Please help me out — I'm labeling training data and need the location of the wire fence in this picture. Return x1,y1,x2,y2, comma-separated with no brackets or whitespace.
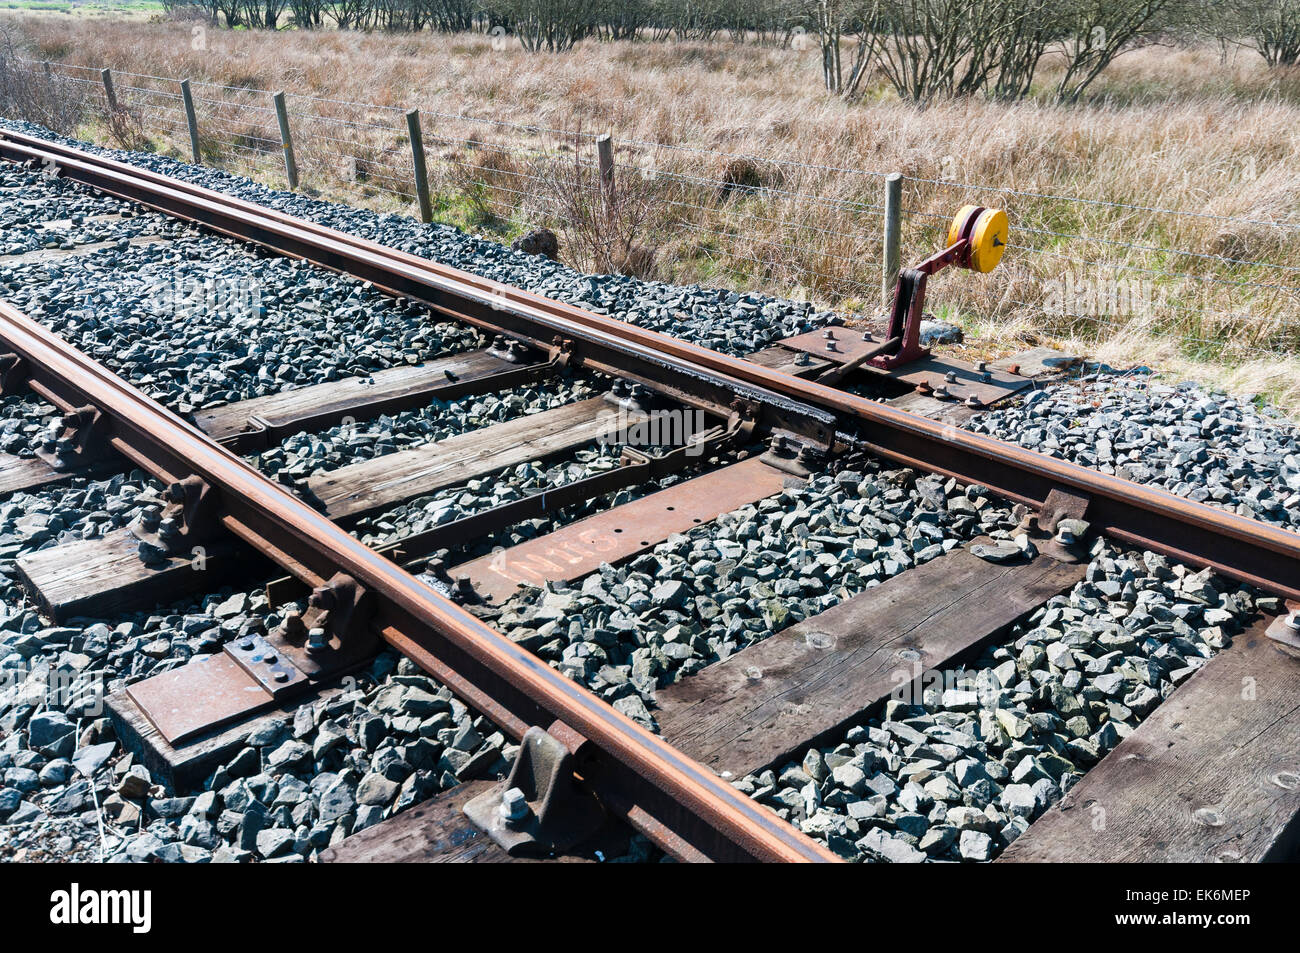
14,58,1300,365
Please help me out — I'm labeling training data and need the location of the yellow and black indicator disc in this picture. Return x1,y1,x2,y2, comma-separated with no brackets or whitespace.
946,205,1009,273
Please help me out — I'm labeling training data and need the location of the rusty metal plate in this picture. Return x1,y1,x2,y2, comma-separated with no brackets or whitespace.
1266,601,1300,650
455,456,791,605
889,356,1032,407
778,327,887,364
776,331,1031,407
224,632,309,698
125,653,273,745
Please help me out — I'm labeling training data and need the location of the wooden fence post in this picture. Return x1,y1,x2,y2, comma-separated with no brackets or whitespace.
882,172,903,309
406,109,433,224
180,80,201,165
272,91,298,190
596,133,615,204
101,68,118,111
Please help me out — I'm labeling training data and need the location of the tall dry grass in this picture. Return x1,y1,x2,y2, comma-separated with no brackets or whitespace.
4,13,1300,409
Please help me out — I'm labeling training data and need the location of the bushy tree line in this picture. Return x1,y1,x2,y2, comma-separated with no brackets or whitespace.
165,0,1300,96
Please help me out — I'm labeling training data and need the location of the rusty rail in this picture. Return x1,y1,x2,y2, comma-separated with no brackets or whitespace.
0,298,837,863
5,129,1298,601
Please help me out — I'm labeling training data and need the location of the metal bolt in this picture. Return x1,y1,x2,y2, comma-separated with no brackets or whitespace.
158,516,179,539
306,626,329,655
974,360,986,372
945,371,958,383
796,444,824,466
796,351,811,366
1285,611,1300,632
861,330,873,341
825,341,838,352
499,787,530,829
273,670,289,683
239,639,254,651
823,328,835,339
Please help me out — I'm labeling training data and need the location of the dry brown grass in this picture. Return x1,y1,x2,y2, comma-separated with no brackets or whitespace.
4,13,1300,410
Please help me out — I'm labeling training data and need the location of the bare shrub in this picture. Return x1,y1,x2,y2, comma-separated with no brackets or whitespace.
103,101,152,152
535,139,663,278
1053,0,1185,102
0,31,87,135
1235,0,1300,67
486,0,599,53
163,3,215,23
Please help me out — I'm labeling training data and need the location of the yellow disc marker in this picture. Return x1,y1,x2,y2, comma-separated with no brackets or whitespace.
946,205,982,249
967,207,1008,273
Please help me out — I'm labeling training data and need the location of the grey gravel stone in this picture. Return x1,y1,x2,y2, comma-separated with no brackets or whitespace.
737,538,1256,863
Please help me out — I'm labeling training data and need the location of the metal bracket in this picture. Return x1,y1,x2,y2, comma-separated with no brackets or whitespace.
0,353,27,396
487,335,533,365
419,559,480,606
814,331,902,387
874,268,932,371
463,725,605,858
33,404,113,470
759,432,824,479
273,572,377,677
603,379,658,413
1018,487,1092,563
224,631,308,698
129,475,221,557
1266,602,1300,650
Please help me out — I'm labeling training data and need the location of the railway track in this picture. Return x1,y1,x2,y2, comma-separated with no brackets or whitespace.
1,127,1298,864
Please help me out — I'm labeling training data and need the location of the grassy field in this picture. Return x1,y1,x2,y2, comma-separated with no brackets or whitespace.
1,1,161,17
4,11,1300,411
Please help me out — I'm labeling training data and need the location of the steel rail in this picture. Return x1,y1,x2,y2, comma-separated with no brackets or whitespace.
0,132,838,446
0,298,837,863
6,130,1300,599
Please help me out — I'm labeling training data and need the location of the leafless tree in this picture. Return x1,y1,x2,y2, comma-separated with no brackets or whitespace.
0,31,88,136
1237,0,1300,66
1052,0,1182,101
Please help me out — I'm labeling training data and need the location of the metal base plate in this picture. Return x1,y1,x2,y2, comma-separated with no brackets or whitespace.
125,653,274,745
776,331,1032,407
1265,604,1300,650
778,327,897,365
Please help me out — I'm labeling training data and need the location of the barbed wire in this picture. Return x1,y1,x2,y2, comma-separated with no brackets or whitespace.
15,55,1300,344
900,173,1300,232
